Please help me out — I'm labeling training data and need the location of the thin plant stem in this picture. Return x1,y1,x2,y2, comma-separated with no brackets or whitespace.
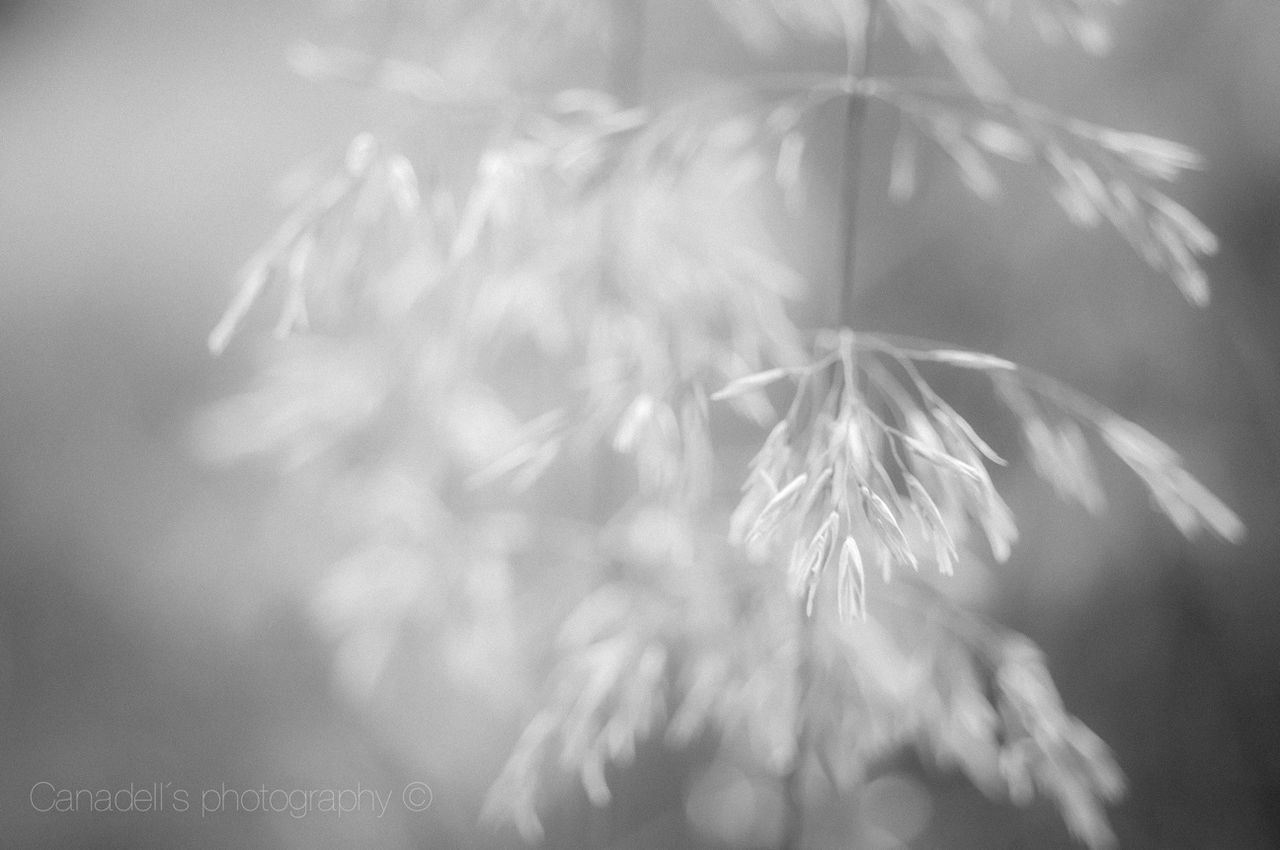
781,8,880,850
586,3,646,841
588,0,649,532
609,0,647,107
780,610,816,850
837,2,880,326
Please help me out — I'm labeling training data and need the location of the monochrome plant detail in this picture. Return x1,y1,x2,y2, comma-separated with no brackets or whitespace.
203,1,1241,847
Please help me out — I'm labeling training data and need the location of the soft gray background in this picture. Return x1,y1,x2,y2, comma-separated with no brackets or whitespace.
2,1,1278,847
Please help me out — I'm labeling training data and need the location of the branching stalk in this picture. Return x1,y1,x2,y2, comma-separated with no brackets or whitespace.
782,6,879,849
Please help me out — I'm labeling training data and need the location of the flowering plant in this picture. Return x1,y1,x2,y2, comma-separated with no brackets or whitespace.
203,1,1240,846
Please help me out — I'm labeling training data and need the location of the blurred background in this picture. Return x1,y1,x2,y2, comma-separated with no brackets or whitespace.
1,1,1278,847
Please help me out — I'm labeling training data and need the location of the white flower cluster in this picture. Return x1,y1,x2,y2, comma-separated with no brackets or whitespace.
202,2,1241,849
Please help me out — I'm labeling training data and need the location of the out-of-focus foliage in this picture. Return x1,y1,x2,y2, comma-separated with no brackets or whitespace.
197,1,1244,849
